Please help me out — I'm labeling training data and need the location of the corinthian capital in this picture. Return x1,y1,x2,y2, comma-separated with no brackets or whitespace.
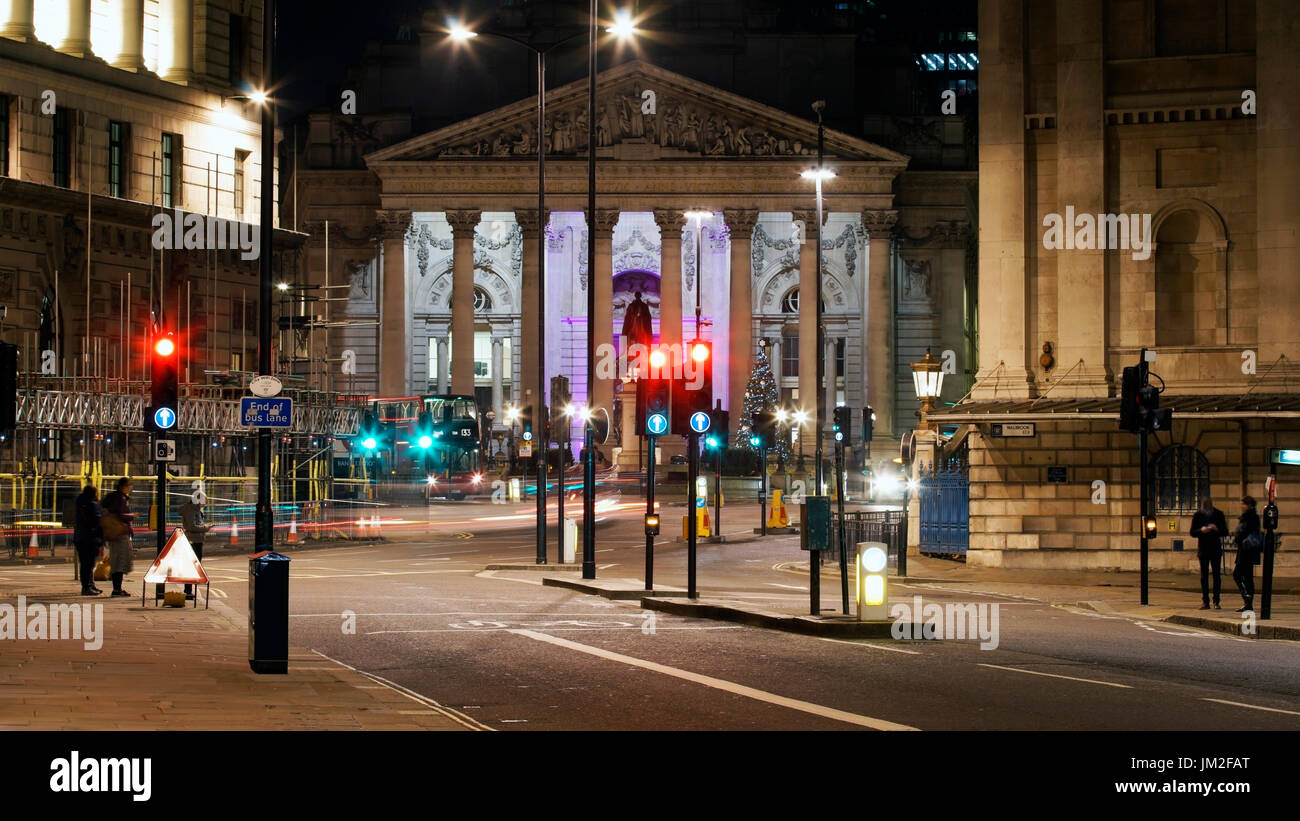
446,209,483,235
375,209,411,240
861,209,899,240
723,208,760,240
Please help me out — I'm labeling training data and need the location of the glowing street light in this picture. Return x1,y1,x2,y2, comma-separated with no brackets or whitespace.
606,9,638,39
448,21,478,41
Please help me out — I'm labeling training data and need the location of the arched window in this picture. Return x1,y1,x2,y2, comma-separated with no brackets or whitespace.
473,287,491,313
781,288,799,314
1151,445,1210,514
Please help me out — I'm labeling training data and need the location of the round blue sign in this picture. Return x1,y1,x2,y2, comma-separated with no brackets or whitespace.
154,407,177,430
646,412,668,436
689,411,711,434
522,431,533,441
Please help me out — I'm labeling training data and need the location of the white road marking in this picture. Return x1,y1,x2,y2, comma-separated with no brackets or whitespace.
1201,698,1300,717
475,570,542,585
509,629,919,731
766,583,807,591
309,649,494,731
817,636,922,655
977,663,1132,689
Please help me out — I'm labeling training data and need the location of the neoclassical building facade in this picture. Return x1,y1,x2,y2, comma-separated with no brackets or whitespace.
298,61,973,471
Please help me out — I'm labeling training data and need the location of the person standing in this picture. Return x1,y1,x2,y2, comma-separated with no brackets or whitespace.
72,485,104,596
1232,496,1262,613
178,497,210,600
1190,497,1228,610
100,477,137,598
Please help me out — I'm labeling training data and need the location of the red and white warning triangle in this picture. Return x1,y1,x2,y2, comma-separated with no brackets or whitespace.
143,528,209,584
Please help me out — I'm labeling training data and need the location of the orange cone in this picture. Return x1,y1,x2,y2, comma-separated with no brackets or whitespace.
26,531,38,558
229,517,240,547
370,514,381,540
287,517,299,545
356,515,367,540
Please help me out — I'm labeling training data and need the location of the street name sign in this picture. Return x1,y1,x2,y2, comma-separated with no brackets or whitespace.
991,423,1036,438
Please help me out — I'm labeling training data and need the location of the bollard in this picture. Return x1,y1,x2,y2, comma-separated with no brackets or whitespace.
856,541,890,621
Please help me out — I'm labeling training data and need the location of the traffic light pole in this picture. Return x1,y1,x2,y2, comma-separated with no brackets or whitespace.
759,447,768,536
687,431,699,599
714,445,722,541
254,0,275,558
836,439,848,614
155,453,166,600
557,428,566,563
645,434,656,590
1139,426,1149,606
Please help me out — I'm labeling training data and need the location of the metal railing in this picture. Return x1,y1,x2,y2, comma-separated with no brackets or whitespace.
830,509,908,572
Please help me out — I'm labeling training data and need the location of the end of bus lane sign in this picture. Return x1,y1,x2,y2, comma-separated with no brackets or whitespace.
241,397,293,428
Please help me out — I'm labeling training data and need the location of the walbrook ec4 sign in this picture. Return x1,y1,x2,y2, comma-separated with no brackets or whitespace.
151,208,260,260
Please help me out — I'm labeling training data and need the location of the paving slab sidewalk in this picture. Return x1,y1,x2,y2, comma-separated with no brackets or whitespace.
0,569,471,731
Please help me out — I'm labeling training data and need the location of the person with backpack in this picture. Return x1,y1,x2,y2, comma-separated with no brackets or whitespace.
1232,496,1263,613
100,477,137,597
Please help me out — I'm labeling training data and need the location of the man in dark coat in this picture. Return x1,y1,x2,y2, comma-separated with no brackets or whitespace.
1232,496,1262,612
73,485,104,596
1189,497,1228,610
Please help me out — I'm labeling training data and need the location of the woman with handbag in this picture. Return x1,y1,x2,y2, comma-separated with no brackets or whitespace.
73,485,104,596
100,477,137,598
1233,495,1263,613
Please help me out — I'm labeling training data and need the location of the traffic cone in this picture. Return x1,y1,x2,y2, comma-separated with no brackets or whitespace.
229,517,240,547
355,515,366,540
370,514,381,540
26,531,38,558
287,518,299,545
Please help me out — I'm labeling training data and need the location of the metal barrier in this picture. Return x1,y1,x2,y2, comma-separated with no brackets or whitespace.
830,510,907,572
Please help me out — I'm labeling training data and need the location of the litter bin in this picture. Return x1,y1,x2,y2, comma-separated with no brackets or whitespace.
249,551,291,674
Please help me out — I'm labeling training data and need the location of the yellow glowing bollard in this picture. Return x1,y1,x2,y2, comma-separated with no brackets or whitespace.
856,541,890,621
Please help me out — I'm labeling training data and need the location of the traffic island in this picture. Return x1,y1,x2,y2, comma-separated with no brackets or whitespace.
485,563,582,572
641,596,923,639
541,575,691,600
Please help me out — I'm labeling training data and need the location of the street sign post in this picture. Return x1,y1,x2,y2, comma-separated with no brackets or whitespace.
153,407,177,431
154,439,177,462
646,411,668,436
689,411,711,434
240,397,294,428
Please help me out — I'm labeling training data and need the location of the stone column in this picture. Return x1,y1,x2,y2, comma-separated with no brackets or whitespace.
491,337,504,420
58,0,91,56
376,210,411,398
515,209,544,412
794,210,819,423
1053,0,1109,397
437,339,448,393
653,209,686,359
1,1,34,41
973,0,1033,399
1257,0,1300,375
446,209,481,396
159,0,192,84
862,209,897,440
724,208,758,435
590,208,619,422
113,0,145,71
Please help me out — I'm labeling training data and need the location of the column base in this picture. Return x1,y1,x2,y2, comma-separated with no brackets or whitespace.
56,39,92,58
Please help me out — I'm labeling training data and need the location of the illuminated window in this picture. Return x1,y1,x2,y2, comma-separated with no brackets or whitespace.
1152,445,1210,514
108,121,128,198
161,132,181,208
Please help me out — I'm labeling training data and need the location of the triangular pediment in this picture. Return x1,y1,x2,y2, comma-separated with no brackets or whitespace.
366,61,907,165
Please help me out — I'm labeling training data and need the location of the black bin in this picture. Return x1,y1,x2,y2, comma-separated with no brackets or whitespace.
249,551,291,674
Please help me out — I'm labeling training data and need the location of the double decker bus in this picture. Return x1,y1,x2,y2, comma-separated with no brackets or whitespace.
369,394,486,498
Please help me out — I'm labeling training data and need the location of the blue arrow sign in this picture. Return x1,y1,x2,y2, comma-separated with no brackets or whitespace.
689,411,711,434
522,431,533,441
695,496,705,508
646,412,668,436
153,407,176,430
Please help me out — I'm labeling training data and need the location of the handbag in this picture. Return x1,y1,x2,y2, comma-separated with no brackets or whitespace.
1242,531,1265,560
100,512,126,540
93,556,111,581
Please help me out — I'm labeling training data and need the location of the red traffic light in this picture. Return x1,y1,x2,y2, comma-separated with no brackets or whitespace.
154,335,176,357
691,342,710,362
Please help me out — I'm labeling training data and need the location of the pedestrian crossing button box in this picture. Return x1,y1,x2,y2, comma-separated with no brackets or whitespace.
800,496,830,551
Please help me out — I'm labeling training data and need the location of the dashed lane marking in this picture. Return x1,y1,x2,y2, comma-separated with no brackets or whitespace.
1201,698,1300,717
817,636,922,655
508,628,919,731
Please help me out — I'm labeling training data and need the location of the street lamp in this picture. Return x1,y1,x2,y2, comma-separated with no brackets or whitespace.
684,209,712,341
800,100,834,496
583,5,640,581
911,348,945,430
254,1,276,561
794,408,809,472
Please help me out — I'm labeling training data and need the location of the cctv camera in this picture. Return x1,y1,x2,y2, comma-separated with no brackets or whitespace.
811,100,826,114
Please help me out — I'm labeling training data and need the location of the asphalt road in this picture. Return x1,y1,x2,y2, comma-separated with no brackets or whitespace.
200,501,1300,731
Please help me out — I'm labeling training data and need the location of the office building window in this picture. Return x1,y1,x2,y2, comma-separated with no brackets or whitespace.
234,149,248,218
1152,445,1210,514
53,108,72,188
108,121,128,198
0,95,9,177
161,132,182,208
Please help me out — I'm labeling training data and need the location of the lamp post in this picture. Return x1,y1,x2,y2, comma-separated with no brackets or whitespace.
911,348,945,430
254,0,275,557
801,102,833,496
794,408,809,473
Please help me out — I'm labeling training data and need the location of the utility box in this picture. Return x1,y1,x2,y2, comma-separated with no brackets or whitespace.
800,496,831,551
249,551,291,674
562,517,578,564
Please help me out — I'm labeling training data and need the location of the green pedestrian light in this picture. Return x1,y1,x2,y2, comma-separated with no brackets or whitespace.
361,436,377,450
416,434,433,449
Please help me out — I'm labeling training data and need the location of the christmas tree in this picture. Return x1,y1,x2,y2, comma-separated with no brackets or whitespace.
738,339,792,464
